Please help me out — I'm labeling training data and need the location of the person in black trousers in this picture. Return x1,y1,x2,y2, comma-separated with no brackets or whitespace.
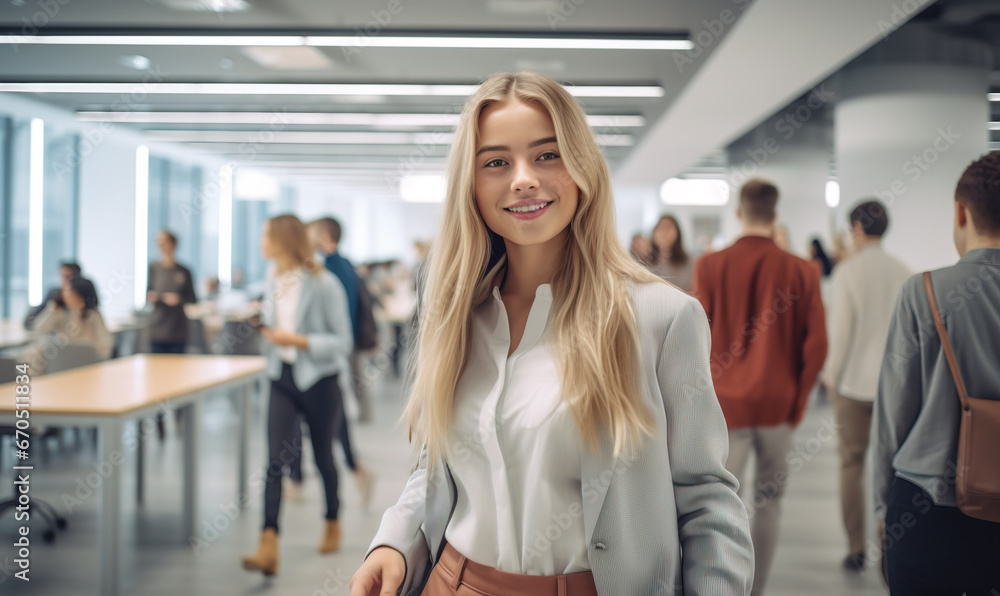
147,229,197,439
241,214,354,577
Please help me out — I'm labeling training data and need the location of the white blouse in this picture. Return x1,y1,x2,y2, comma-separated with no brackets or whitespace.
273,269,303,364
444,283,589,576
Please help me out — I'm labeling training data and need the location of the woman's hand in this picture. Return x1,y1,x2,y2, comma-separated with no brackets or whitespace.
349,546,405,596
147,290,159,304
161,292,181,306
259,326,307,349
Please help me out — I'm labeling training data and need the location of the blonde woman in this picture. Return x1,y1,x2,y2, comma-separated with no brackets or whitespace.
350,72,753,596
241,214,354,576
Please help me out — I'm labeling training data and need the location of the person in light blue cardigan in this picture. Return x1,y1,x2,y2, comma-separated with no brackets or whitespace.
242,214,354,577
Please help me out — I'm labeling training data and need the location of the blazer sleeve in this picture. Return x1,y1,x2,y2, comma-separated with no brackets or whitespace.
366,449,433,596
658,295,754,595
304,272,354,362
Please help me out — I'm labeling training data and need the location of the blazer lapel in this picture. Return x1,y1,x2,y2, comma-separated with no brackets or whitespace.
581,433,616,544
294,271,314,332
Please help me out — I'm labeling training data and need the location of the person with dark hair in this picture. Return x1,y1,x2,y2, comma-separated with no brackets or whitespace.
691,178,827,596
647,215,694,291
21,277,112,373
821,198,910,572
23,261,82,330
809,238,834,277
147,229,197,439
872,152,1000,594
147,229,197,354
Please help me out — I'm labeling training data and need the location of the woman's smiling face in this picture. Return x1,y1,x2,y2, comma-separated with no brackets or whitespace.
473,99,579,250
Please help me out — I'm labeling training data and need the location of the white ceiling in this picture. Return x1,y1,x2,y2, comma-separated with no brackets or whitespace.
1,0,997,196
0,0,741,194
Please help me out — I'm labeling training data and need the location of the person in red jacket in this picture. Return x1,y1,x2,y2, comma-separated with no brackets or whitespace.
691,178,827,596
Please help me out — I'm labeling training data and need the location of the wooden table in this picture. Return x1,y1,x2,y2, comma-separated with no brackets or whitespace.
0,354,266,596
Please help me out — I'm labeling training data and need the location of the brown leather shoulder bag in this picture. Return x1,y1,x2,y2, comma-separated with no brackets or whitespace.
924,271,1000,523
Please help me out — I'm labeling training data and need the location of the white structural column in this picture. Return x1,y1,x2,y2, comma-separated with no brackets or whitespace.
834,29,990,271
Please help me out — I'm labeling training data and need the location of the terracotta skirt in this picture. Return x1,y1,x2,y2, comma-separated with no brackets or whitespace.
420,543,599,596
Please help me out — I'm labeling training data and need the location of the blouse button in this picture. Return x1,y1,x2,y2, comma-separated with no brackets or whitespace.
594,542,607,550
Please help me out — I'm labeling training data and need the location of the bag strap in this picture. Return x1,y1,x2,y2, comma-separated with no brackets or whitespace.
923,271,971,411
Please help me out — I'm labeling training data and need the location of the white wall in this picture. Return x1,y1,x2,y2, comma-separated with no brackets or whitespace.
295,184,442,266
77,134,140,317
835,64,989,272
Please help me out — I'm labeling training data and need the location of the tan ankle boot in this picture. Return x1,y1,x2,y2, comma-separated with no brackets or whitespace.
318,520,341,553
242,528,279,575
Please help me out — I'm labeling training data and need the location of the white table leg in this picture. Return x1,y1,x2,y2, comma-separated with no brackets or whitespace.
135,420,144,505
181,399,201,540
99,417,123,596
238,382,251,504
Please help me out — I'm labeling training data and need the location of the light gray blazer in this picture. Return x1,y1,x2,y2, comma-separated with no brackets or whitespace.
262,268,354,392
368,281,754,595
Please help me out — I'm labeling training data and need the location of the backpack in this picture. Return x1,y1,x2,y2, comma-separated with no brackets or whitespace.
354,279,378,351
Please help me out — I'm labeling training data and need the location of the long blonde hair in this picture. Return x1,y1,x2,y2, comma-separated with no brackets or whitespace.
406,71,665,465
267,214,321,275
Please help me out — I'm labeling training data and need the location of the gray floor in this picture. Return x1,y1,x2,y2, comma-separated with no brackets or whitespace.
0,378,887,595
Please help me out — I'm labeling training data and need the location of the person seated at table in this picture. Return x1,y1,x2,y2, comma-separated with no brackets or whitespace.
23,261,81,330
21,277,112,374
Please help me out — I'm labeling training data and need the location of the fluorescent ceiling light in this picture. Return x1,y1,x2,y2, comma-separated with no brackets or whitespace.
183,143,448,156
117,54,151,70
240,46,333,70
659,178,729,206
0,33,691,51
218,166,234,290
400,174,447,203
989,93,1000,101
150,130,630,146
488,0,560,15
144,130,455,144
825,180,840,209
77,111,460,126
989,121,1000,130
249,161,444,169
306,36,692,51
156,0,249,12
595,134,634,147
76,111,646,127
2,82,663,98
28,118,44,307
134,145,149,309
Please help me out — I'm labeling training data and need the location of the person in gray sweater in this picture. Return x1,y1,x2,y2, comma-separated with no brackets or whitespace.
872,151,1000,594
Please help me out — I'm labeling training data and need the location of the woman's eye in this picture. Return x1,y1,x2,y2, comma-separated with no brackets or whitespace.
538,152,560,161
485,158,506,168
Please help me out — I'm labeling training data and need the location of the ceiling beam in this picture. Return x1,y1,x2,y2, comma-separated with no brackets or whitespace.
617,0,932,185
